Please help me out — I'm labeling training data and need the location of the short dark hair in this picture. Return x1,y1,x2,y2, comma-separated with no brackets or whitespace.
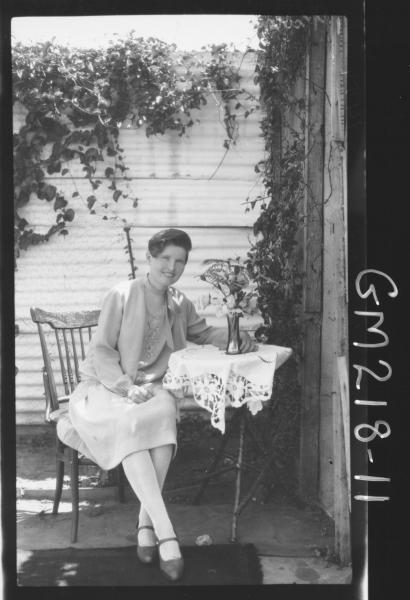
148,229,192,261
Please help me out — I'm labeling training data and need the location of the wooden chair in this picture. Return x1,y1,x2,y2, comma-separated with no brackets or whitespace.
30,307,126,543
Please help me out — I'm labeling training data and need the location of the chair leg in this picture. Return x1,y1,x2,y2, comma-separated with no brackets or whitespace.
69,448,79,544
117,464,126,503
53,458,65,514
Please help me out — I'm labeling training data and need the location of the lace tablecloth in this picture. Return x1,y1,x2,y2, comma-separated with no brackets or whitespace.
162,344,292,433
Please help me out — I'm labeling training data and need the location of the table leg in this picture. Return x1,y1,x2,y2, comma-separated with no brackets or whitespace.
230,407,246,543
192,412,238,505
246,416,268,458
237,453,275,515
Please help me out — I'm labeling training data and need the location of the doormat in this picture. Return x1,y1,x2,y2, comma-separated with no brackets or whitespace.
17,543,263,586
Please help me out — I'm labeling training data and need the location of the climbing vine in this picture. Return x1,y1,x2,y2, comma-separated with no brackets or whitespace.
12,36,256,267
244,16,314,495
246,15,311,355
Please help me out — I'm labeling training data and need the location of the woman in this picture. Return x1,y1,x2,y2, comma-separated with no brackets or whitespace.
65,228,257,581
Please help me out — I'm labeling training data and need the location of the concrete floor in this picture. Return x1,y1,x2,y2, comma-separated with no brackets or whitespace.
17,496,351,584
16,429,352,585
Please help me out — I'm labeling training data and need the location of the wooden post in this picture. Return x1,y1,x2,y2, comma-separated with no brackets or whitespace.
333,356,351,565
299,17,326,501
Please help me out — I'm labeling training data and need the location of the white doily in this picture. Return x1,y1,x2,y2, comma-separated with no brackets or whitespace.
163,344,292,433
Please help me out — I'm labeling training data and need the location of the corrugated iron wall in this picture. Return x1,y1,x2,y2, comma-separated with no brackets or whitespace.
14,52,265,424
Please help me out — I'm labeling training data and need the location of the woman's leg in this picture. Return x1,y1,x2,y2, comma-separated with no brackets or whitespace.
122,449,181,560
138,444,174,543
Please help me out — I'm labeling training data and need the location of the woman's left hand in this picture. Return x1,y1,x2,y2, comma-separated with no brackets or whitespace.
239,331,258,353
127,384,153,404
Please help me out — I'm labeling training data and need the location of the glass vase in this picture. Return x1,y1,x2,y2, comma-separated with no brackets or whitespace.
226,312,241,355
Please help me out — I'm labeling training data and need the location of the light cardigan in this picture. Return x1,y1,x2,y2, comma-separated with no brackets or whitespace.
79,276,226,394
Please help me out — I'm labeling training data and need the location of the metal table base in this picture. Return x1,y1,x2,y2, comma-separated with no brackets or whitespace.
192,405,275,543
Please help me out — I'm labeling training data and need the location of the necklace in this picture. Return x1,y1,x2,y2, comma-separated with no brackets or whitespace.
144,275,167,316
143,282,167,360
146,274,167,297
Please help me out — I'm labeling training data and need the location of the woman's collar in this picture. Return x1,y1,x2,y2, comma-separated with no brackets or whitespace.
143,274,178,313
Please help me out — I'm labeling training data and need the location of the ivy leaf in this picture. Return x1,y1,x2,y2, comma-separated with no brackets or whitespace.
72,191,79,198
87,195,97,210
39,117,69,141
113,190,122,202
17,218,28,230
54,196,67,211
102,216,108,220
107,147,117,156
80,131,91,146
16,187,30,206
85,147,103,162
133,198,139,208
105,167,114,178
34,167,44,182
61,168,69,176
67,131,82,144
61,148,75,161
43,184,57,201
64,208,75,222
47,161,61,175
59,229,69,236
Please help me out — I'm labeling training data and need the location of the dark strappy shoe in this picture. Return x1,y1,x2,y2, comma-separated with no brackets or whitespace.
157,536,184,581
136,524,158,565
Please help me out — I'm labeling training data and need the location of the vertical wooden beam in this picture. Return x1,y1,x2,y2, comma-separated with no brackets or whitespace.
299,17,326,501
334,356,351,565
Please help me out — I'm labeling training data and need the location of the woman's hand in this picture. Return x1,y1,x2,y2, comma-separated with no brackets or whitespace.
239,331,258,353
127,384,154,404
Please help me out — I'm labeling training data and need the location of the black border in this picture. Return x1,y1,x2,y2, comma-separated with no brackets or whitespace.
2,1,407,599
363,2,410,600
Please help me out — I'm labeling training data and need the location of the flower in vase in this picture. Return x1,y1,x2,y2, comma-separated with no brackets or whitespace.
198,258,260,317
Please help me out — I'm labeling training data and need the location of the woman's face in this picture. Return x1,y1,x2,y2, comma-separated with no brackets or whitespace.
147,244,188,290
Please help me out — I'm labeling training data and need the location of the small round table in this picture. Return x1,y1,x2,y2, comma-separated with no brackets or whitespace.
163,343,293,542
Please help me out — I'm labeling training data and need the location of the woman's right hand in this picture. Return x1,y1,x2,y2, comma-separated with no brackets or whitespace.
127,385,154,404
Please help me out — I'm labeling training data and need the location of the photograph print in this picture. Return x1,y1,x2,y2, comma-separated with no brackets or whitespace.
8,11,357,590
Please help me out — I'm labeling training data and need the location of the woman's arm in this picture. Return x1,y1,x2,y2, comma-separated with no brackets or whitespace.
91,286,134,395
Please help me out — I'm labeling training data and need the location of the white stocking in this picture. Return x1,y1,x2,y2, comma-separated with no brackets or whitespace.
138,444,174,531
122,449,180,559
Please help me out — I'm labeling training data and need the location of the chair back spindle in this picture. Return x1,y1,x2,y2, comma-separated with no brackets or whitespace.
30,307,101,422
70,329,81,384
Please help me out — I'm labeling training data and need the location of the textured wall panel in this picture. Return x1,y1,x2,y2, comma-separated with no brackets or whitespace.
14,52,264,424
17,179,263,230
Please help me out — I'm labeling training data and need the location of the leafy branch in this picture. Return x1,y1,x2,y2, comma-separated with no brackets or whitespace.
12,36,256,266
